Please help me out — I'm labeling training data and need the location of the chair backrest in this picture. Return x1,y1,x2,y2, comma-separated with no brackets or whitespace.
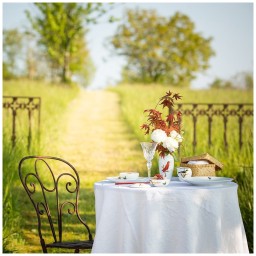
18,156,93,243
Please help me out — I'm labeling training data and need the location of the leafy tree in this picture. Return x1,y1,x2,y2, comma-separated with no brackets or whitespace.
26,3,105,84
232,72,253,90
3,29,23,79
111,9,215,86
22,31,42,80
210,78,233,89
2,62,13,80
244,72,253,90
210,72,254,90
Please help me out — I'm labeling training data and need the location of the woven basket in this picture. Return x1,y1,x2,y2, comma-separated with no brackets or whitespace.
180,163,216,177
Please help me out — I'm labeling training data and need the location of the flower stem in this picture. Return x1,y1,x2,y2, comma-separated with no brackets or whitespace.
154,99,161,110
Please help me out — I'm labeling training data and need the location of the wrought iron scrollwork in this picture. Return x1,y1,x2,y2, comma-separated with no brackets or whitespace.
18,156,93,245
172,103,253,153
60,201,76,215
57,173,78,194
37,202,47,215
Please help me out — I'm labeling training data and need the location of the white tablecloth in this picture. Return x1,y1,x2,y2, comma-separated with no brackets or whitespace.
92,180,249,253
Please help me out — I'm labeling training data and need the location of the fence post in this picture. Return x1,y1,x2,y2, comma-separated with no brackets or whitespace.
3,96,41,150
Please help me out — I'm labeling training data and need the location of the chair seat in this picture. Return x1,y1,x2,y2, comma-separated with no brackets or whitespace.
46,240,93,250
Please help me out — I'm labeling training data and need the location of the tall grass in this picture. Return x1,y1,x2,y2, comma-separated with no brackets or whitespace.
109,84,253,252
3,80,80,252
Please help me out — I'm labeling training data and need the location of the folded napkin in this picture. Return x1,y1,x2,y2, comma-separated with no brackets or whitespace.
188,160,209,165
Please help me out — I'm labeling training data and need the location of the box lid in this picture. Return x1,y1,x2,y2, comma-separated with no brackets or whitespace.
181,153,223,170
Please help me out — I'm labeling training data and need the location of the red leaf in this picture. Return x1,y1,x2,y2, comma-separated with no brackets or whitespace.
160,99,173,108
173,93,182,100
166,114,174,123
140,124,150,134
166,91,173,97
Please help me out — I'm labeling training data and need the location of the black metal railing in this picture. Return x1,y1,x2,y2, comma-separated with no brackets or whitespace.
170,103,253,153
3,96,41,150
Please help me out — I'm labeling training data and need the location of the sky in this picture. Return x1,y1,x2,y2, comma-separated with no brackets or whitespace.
2,2,254,89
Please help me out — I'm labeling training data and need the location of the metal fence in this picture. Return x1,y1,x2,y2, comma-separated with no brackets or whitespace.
3,96,41,150
170,103,253,153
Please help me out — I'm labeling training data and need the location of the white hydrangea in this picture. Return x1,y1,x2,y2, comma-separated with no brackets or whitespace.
170,130,183,143
170,130,178,138
151,129,167,143
162,137,179,152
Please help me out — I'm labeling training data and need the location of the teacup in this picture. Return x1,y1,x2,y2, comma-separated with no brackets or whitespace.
177,167,192,181
119,172,139,180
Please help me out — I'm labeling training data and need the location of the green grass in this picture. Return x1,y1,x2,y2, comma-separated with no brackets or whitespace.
3,80,80,252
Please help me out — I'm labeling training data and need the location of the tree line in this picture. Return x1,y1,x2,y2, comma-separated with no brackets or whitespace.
3,3,253,88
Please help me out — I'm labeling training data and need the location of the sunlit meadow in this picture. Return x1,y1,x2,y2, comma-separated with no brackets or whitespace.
3,81,253,252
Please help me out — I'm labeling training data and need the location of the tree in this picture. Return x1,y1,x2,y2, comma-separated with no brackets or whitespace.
244,72,253,90
231,72,253,90
111,9,215,86
210,72,254,90
210,78,232,89
3,29,23,79
26,3,104,84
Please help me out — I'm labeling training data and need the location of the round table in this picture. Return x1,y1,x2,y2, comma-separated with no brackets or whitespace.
92,179,248,253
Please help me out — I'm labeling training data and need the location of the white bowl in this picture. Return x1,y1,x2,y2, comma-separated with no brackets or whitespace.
150,178,170,187
119,172,139,180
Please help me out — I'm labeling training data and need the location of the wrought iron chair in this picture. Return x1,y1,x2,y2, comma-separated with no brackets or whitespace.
18,156,93,253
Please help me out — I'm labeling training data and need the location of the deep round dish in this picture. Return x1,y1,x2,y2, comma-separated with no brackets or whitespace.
119,172,139,180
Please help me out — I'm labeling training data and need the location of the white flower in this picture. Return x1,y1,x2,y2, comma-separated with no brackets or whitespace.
170,130,178,138
176,134,183,143
170,130,183,143
151,129,167,143
162,137,179,152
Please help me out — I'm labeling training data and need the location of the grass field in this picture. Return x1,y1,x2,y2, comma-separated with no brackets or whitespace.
3,80,80,252
3,81,253,253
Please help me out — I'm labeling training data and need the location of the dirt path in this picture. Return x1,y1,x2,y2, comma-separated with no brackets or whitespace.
59,89,145,177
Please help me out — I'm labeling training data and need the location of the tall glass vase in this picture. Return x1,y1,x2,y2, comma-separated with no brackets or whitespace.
158,154,174,180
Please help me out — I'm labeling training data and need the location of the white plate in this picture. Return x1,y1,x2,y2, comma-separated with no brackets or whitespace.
106,176,149,183
130,183,151,188
183,176,233,186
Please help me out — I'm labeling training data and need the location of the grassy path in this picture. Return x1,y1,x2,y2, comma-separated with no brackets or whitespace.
59,90,145,175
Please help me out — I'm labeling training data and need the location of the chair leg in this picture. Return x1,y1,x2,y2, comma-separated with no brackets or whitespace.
40,239,48,253
74,248,79,253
